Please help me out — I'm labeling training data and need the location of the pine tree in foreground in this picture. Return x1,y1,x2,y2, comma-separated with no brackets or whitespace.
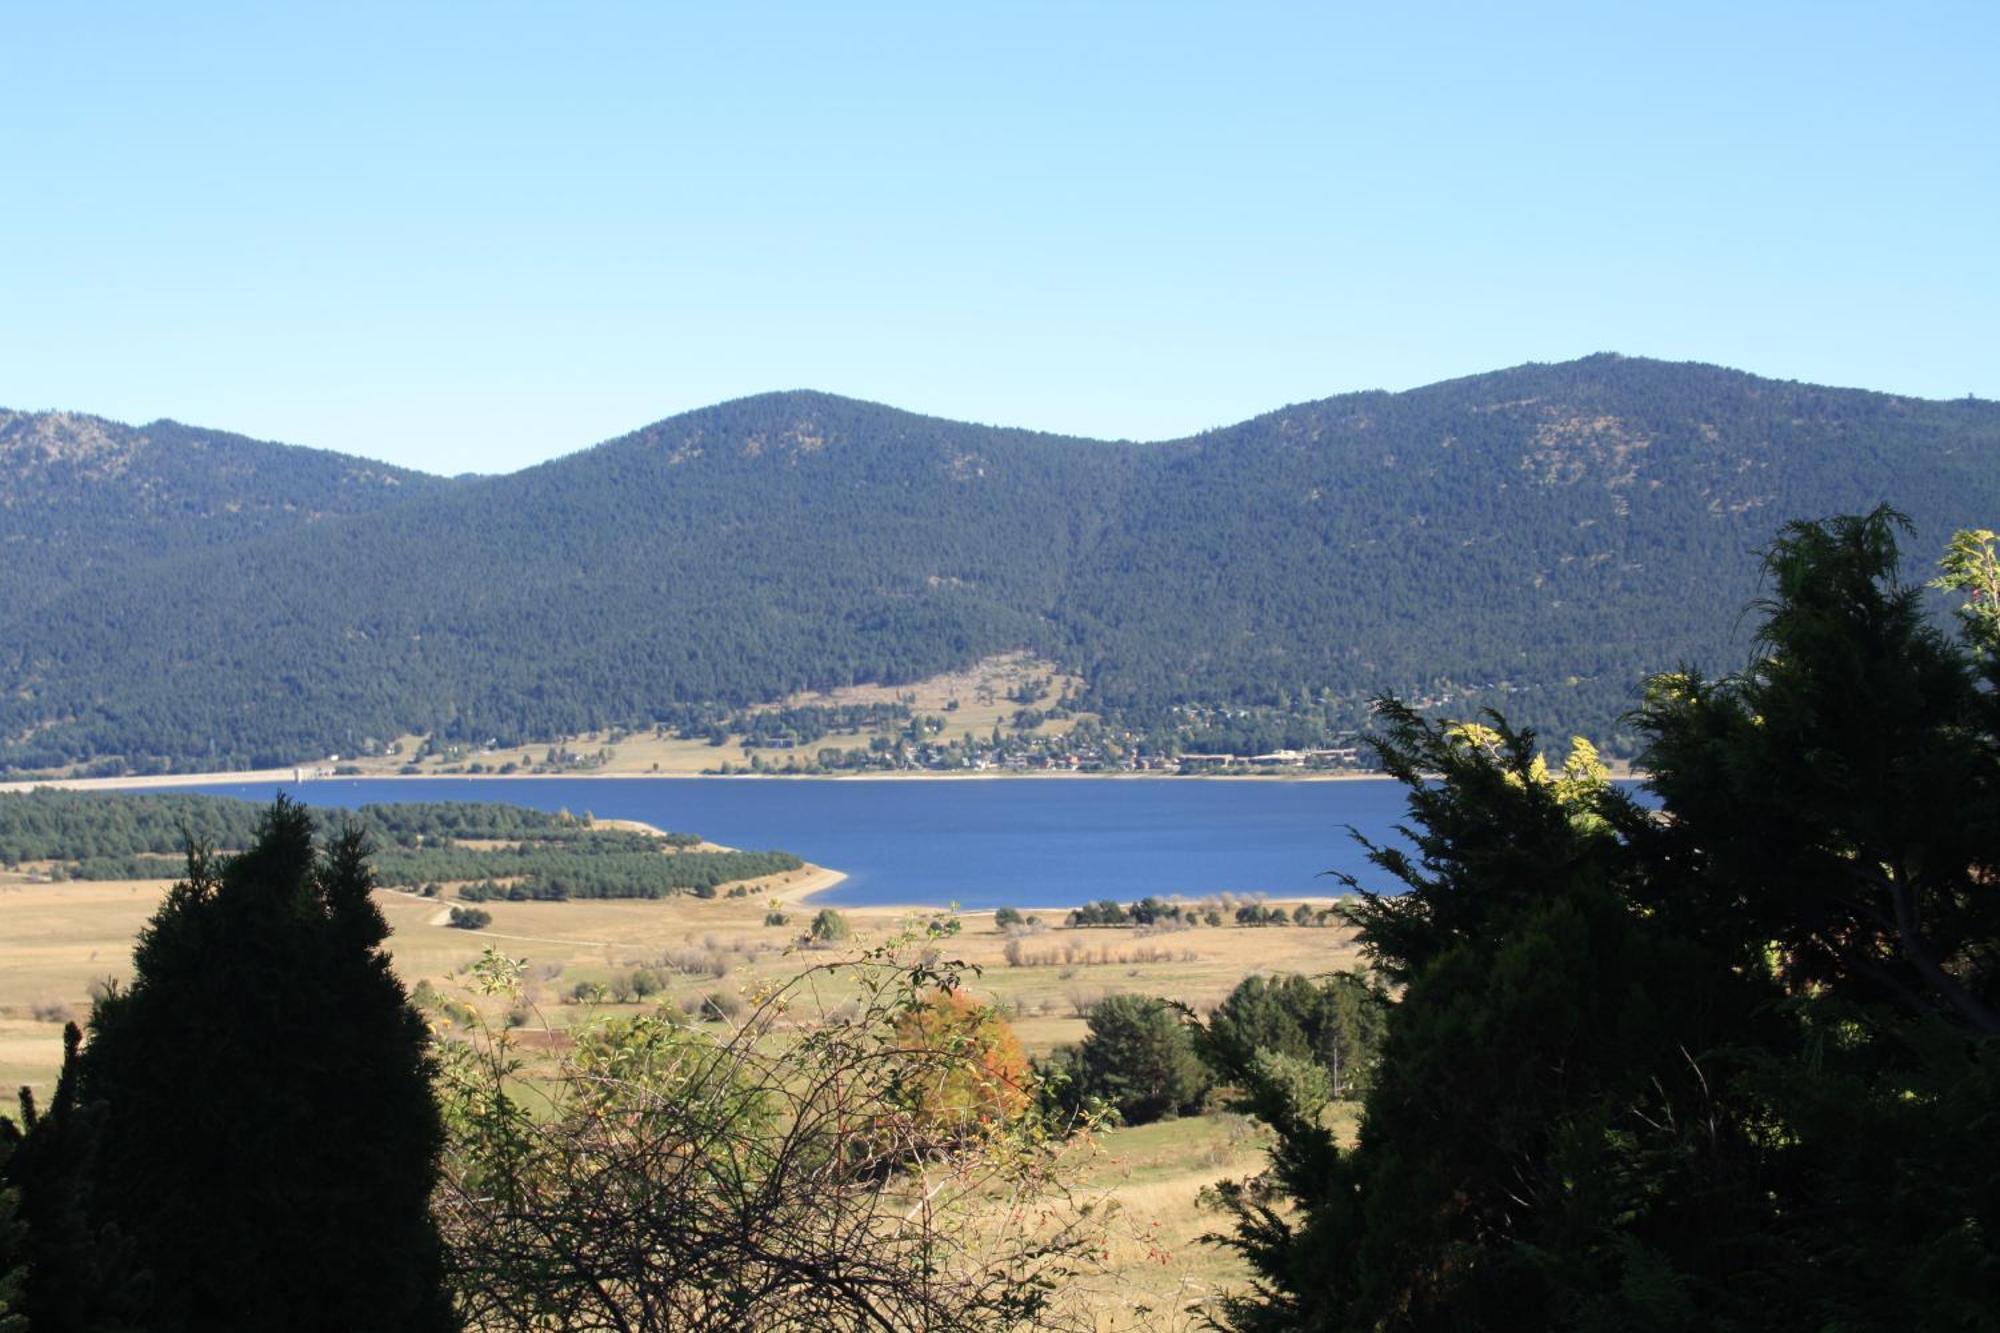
1208,511,2000,1332
18,795,456,1332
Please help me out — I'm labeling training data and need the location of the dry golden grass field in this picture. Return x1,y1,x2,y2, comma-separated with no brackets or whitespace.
325,652,1088,779
0,857,1365,1326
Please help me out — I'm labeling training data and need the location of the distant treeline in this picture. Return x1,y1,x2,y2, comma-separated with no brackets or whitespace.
726,702,915,748
0,790,795,900
356,800,696,847
1062,894,1343,928
0,790,269,864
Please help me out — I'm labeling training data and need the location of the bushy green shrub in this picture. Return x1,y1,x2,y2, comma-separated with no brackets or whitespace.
1041,993,1208,1126
698,990,745,1022
1204,971,1388,1101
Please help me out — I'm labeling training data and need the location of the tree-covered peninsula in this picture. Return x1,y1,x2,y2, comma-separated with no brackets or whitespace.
0,791,799,900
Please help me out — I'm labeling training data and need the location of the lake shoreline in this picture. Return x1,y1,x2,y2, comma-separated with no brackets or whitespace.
602,817,852,908
1,771,1632,912
0,768,1402,795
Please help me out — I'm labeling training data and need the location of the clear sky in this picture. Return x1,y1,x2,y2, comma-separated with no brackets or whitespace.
3,2,1994,474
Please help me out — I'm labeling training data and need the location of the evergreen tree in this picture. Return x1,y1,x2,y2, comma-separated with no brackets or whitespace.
0,1136,29,1333
1061,994,1209,1126
1211,714,1769,1331
1637,508,2000,1034
71,796,455,1331
1203,971,1388,1101
1209,511,2000,1332
810,907,853,943
1623,508,2000,1324
2,1023,148,1331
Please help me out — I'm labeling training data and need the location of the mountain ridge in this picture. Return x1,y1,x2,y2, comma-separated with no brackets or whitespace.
4,355,1997,774
0,407,450,618
9,351,1991,481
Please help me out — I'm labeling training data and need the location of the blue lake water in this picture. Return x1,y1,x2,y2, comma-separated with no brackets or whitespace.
162,777,1424,910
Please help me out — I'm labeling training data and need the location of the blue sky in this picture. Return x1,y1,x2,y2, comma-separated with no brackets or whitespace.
3,2,1993,474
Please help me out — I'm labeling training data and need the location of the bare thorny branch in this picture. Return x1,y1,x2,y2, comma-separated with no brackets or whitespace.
431,931,1106,1331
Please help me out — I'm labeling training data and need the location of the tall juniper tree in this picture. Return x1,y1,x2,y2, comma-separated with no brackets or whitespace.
23,795,455,1332
1209,510,2000,1332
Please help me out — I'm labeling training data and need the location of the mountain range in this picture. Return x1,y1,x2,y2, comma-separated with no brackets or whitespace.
4,354,1997,774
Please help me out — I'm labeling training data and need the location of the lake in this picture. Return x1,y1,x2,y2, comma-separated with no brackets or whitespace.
165,776,1423,910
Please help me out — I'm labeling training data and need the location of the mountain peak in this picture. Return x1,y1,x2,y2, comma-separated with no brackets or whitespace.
0,408,136,465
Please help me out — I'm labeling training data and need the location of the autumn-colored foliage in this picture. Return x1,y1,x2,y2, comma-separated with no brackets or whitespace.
892,989,1032,1132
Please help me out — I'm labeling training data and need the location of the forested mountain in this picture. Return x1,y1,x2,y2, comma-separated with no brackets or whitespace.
0,409,448,614
1070,357,2000,739
4,356,1997,773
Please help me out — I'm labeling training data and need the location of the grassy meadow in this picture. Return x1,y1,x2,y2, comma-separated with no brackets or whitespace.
307,652,1087,778
0,853,1364,1325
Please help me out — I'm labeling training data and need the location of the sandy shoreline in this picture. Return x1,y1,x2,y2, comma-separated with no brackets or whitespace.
590,819,850,908
765,863,848,905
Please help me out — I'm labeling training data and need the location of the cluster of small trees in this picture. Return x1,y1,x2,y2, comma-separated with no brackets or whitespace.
1065,896,1195,927
1203,971,1388,1102
1032,972,1389,1130
1232,902,1337,927
1052,894,1341,930
728,700,914,749
1062,895,1331,929
1001,937,1198,968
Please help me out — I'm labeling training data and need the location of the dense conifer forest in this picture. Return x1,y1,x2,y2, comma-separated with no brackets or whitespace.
0,791,798,899
4,356,1997,773
0,409,443,616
